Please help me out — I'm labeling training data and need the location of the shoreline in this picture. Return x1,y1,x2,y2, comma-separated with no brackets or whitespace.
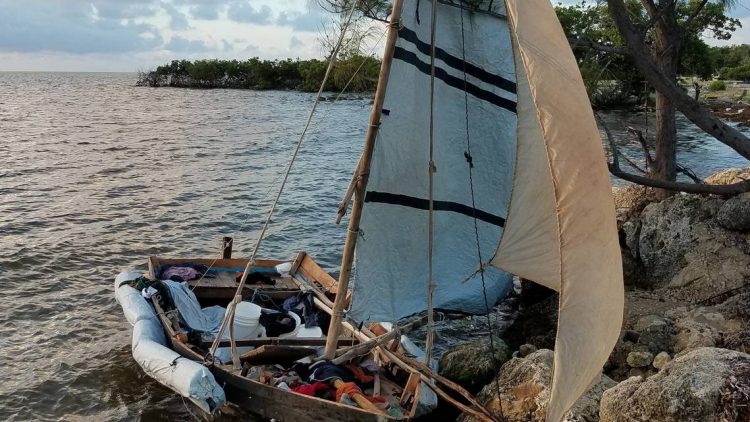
439,168,750,421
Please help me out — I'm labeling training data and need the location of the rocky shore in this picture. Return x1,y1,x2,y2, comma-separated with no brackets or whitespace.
438,167,750,421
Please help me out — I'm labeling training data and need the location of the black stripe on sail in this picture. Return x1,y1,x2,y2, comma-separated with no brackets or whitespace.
365,191,506,227
392,47,517,113
398,26,517,95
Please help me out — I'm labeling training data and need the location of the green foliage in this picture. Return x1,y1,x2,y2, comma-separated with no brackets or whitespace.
554,0,744,107
139,56,381,92
712,45,750,81
719,65,750,81
708,79,727,91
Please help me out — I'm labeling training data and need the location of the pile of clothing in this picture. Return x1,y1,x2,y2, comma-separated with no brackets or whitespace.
159,263,214,282
247,359,404,418
282,291,329,331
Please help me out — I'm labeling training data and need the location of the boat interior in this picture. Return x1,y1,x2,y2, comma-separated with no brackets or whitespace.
140,251,428,420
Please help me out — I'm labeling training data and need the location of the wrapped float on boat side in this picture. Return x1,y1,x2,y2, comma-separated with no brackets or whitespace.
114,271,226,414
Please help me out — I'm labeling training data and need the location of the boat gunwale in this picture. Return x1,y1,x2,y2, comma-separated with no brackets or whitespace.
147,255,403,421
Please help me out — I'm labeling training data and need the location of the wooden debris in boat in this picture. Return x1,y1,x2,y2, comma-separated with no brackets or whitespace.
331,316,427,365
239,345,317,365
203,337,355,349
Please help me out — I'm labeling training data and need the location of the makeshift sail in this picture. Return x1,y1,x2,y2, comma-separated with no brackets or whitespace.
350,0,517,322
347,1,624,421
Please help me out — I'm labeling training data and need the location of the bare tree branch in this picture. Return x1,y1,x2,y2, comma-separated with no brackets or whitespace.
600,113,750,195
607,0,750,161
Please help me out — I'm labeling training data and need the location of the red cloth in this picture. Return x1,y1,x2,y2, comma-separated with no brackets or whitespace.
345,364,374,384
292,382,331,397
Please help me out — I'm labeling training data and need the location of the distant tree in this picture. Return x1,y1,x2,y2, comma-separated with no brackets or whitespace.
606,0,750,196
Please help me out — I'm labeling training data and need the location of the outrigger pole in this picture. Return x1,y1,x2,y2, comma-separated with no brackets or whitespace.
324,0,406,360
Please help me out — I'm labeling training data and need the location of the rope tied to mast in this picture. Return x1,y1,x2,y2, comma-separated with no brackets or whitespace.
206,0,362,367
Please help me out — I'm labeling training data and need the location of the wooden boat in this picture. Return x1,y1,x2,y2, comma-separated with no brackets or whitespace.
116,0,625,421
143,251,433,421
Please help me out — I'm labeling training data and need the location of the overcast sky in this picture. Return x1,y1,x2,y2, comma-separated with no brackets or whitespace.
1,0,749,72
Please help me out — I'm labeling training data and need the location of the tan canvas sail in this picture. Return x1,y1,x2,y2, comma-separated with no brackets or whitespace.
495,0,624,421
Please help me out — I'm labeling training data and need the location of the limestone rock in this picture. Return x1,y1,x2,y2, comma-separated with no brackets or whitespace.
623,193,750,301
459,349,616,422
438,337,511,392
626,351,653,368
599,347,750,422
704,166,750,185
503,292,558,350
518,344,537,358
633,315,676,354
652,351,671,370
716,192,750,231
667,307,743,354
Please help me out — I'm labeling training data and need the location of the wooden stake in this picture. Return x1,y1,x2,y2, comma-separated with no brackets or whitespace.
221,236,233,259
324,0,406,360
331,316,427,365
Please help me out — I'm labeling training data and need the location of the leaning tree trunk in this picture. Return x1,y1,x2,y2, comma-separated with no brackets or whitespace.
646,1,680,198
652,41,678,198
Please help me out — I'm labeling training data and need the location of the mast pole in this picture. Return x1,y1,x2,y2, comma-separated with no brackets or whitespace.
424,0,439,365
324,0,405,360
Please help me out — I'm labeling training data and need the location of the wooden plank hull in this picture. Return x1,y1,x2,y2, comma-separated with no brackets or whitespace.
216,367,391,422
148,254,400,421
168,337,391,421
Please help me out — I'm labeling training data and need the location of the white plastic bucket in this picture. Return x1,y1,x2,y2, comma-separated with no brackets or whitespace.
233,302,262,337
232,302,265,356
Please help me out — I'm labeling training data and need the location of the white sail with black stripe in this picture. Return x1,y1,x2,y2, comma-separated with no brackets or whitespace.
349,0,517,323
346,1,625,421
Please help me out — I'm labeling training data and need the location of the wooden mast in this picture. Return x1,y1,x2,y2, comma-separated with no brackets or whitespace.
324,0,405,360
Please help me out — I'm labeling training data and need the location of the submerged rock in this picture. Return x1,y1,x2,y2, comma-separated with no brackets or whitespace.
599,347,750,422
438,337,510,392
704,166,750,185
460,349,615,422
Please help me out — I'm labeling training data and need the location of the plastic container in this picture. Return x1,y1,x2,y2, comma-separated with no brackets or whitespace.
232,302,265,356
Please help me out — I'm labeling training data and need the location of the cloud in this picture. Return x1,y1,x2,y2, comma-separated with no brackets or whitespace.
289,35,304,49
94,2,158,20
164,35,211,52
0,0,162,54
162,2,191,30
277,9,327,32
189,3,221,20
227,3,272,24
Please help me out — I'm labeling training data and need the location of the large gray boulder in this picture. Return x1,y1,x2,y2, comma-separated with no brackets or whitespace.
599,347,750,422
438,337,511,392
459,349,616,422
716,192,750,231
622,194,750,301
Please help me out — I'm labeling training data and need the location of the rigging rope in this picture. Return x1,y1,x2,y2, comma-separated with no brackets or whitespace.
207,0,362,365
424,0,439,365
459,8,505,421
188,29,386,294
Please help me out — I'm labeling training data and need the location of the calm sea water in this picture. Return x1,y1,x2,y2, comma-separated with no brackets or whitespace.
0,72,747,421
